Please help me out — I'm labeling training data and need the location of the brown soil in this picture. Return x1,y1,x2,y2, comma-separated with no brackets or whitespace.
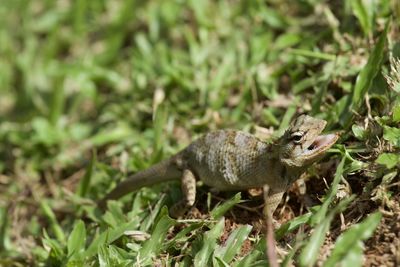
192,168,400,266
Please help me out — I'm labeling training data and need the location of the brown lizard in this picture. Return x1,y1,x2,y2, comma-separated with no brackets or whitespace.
99,115,338,217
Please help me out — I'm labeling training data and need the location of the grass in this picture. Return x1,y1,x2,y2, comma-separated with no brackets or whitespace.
0,0,399,266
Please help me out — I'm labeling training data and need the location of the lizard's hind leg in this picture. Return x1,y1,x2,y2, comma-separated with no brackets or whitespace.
170,169,196,218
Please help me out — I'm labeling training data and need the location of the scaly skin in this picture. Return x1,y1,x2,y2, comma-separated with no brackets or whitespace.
99,115,339,217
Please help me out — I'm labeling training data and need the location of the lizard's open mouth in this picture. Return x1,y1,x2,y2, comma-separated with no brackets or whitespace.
304,133,338,156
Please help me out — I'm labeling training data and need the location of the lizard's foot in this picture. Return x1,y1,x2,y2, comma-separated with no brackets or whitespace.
262,209,281,229
170,169,197,218
169,200,190,218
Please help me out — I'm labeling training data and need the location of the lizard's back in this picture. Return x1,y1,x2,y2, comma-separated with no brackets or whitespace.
184,130,279,190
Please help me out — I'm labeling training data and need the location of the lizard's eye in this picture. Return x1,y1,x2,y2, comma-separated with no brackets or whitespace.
291,132,303,143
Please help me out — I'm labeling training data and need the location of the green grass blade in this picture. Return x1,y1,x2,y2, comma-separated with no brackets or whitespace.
234,251,265,267
0,207,9,251
350,0,374,36
289,49,336,61
40,200,66,243
352,21,389,109
42,229,65,264
67,220,86,259
141,193,166,232
299,217,331,267
393,103,400,122
98,244,133,267
84,219,138,258
49,83,65,127
167,222,204,247
210,193,242,220
153,104,168,155
339,20,389,128
103,201,127,228
310,156,345,225
324,212,382,267
277,105,297,134
89,124,133,147
194,218,225,267
77,151,96,197
299,196,354,267
213,256,231,267
139,207,176,263
275,212,312,240
71,0,88,36
214,224,252,263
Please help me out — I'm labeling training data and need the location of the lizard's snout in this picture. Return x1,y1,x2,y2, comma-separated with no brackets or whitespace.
303,133,338,157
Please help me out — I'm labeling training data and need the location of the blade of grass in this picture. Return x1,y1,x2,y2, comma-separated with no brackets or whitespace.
153,104,168,156
194,218,225,267
67,220,86,260
0,207,8,251
167,222,204,247
102,201,127,228
77,151,96,197
310,156,345,225
89,124,133,147
42,229,65,263
84,221,135,258
214,256,231,267
98,244,133,267
141,193,166,232
299,196,355,267
275,212,312,240
72,0,88,36
393,104,400,122
277,105,297,134
139,207,176,263
289,49,336,61
352,21,389,108
340,20,389,127
234,251,266,267
235,237,268,267
40,200,66,243
49,82,64,126
214,224,252,263
324,212,382,267
350,0,374,36
210,193,242,219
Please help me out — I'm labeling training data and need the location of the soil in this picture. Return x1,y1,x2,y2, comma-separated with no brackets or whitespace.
192,170,400,266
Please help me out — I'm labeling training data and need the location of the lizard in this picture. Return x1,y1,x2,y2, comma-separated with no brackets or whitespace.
99,115,339,217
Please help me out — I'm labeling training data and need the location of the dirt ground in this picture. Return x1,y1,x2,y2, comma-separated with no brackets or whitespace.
192,170,400,266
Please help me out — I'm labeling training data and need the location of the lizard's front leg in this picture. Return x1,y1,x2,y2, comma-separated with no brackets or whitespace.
263,184,285,217
170,169,196,218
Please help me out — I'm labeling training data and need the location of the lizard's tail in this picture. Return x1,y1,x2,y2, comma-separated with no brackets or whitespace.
98,156,182,209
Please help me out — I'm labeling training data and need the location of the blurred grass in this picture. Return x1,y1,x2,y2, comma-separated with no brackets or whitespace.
0,0,399,266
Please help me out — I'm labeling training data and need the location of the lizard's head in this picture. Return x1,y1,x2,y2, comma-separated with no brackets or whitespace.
278,115,338,168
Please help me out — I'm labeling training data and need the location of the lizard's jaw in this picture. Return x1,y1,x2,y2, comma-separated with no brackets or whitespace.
301,133,338,158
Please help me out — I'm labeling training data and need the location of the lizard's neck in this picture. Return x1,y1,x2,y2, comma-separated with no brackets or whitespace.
268,141,306,185
285,166,306,184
